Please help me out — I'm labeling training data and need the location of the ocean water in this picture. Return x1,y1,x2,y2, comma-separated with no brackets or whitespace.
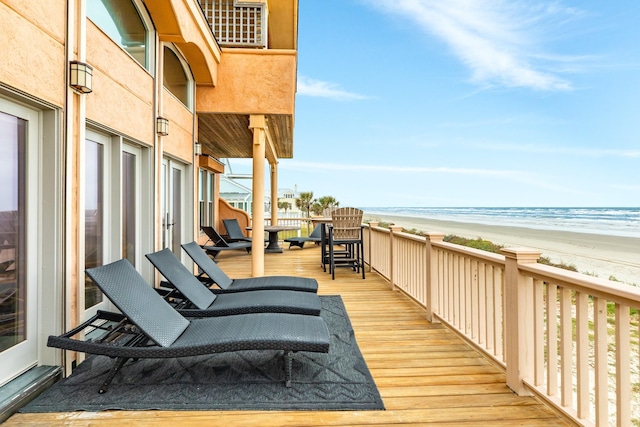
363,207,640,239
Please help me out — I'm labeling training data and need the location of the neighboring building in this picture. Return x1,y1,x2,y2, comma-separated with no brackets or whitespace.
0,0,299,418
220,175,273,214
278,186,303,216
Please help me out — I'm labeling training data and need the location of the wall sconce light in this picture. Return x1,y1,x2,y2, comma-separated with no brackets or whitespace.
156,117,169,136
69,61,93,94
194,142,202,155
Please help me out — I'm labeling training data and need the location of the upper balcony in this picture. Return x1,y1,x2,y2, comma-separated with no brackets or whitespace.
196,0,298,160
200,0,297,50
201,0,267,48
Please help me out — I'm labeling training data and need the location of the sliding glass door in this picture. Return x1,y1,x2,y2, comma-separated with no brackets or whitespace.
162,158,186,257
0,99,39,386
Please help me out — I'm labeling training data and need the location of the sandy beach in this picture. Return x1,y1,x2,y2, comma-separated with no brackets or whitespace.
364,212,640,286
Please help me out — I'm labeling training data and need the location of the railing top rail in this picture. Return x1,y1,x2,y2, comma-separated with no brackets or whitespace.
431,240,505,265
520,262,640,307
367,224,505,267
367,224,390,233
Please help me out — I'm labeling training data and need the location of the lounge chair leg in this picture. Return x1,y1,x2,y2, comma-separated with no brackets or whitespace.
284,350,293,387
98,356,130,394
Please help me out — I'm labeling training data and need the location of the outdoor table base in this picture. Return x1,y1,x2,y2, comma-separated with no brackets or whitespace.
248,225,300,253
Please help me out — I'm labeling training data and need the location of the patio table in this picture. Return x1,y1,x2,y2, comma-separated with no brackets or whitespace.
247,225,300,253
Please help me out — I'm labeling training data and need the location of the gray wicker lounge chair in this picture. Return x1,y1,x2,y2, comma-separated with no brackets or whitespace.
284,223,323,249
47,259,330,392
181,241,318,294
146,248,321,317
201,226,252,260
221,218,252,242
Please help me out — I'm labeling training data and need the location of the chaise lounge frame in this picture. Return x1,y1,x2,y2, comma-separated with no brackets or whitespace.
146,248,321,316
181,241,318,293
200,226,252,260
47,259,330,393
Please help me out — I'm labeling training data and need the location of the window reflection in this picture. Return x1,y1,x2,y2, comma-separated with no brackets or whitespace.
163,47,190,107
85,140,104,309
87,0,148,69
199,170,206,227
208,173,215,226
172,168,182,256
122,151,136,265
0,112,26,352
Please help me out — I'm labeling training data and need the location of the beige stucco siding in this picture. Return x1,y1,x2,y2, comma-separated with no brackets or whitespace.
267,0,298,50
196,49,296,115
0,0,66,106
85,23,155,143
162,88,195,163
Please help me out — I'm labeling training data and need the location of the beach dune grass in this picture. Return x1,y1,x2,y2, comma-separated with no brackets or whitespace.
372,221,579,273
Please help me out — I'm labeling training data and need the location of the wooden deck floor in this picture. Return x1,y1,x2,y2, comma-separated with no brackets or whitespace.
5,245,574,426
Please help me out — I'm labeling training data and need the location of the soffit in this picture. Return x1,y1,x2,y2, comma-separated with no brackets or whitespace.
197,113,293,159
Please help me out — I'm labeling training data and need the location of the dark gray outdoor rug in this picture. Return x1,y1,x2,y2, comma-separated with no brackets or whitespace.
21,295,384,412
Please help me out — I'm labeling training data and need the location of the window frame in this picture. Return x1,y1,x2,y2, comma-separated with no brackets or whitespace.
163,44,194,110
86,0,156,73
198,168,217,228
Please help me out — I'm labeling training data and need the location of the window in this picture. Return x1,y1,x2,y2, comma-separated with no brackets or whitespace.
87,0,152,70
163,46,192,108
84,130,149,314
84,138,105,309
199,169,216,227
122,150,137,266
0,111,27,353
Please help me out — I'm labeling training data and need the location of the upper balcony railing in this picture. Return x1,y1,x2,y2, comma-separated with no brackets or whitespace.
364,222,640,427
200,0,267,48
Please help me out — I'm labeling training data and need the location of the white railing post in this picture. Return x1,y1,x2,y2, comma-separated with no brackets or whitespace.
425,232,445,323
501,247,541,396
389,225,403,291
368,221,378,272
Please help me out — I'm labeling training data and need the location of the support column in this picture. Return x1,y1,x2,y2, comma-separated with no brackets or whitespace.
502,247,541,396
249,115,266,277
270,162,278,226
65,0,88,372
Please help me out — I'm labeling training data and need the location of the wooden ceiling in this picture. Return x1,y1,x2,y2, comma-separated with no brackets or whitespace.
198,113,293,159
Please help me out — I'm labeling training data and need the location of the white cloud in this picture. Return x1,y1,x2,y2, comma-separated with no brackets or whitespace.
297,76,368,100
281,160,522,177
476,143,640,158
364,0,589,91
612,184,640,191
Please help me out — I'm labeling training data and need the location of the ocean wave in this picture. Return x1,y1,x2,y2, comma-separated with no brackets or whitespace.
362,207,640,238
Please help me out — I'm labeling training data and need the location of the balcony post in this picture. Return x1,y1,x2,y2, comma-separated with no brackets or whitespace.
249,115,266,277
367,221,378,272
389,225,403,291
425,232,445,323
269,162,278,226
501,247,541,396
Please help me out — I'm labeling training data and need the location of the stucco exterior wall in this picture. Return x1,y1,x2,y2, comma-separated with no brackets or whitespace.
196,49,296,115
0,0,66,106
267,0,298,50
86,23,155,143
162,88,195,163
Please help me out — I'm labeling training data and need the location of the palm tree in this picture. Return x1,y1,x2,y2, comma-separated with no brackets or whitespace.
278,201,291,214
295,191,315,218
318,196,339,211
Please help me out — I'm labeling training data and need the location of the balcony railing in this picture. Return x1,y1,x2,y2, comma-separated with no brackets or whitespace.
200,0,266,48
365,222,640,427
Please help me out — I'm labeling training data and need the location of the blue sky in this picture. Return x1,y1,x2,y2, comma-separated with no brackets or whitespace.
231,0,640,208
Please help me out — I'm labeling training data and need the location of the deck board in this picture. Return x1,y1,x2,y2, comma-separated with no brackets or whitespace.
4,245,574,426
